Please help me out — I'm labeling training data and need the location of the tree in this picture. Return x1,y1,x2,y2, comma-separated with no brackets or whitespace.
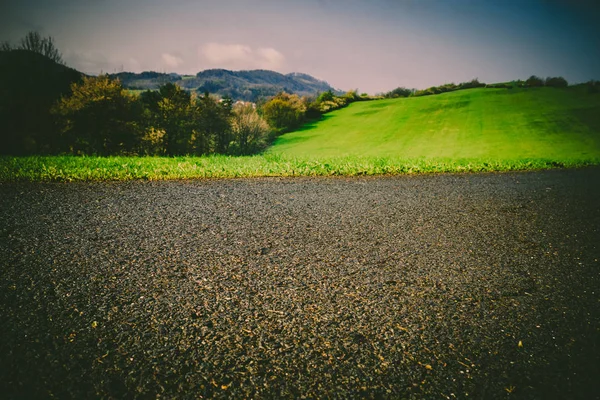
525,75,545,88
587,80,600,94
53,75,143,155
193,92,231,154
317,90,335,103
458,78,485,89
2,31,65,64
545,76,568,88
385,87,413,98
155,83,195,155
229,103,270,155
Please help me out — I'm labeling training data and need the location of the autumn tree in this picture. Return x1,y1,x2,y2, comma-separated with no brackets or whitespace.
261,92,306,133
53,75,143,155
229,103,270,155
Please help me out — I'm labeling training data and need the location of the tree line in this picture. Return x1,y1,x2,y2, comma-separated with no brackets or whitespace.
382,76,578,99
52,79,368,156
52,76,276,156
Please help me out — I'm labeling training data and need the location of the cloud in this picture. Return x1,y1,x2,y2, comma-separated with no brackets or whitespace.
161,53,184,68
201,43,285,70
256,47,285,68
203,43,252,64
63,49,112,74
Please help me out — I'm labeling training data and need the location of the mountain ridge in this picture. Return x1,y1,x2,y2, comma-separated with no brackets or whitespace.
110,68,339,101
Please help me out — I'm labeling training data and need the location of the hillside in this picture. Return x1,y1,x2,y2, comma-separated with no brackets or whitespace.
110,69,336,101
0,49,83,155
269,86,600,160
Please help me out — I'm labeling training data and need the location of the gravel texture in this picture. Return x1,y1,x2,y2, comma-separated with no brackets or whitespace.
1,169,599,399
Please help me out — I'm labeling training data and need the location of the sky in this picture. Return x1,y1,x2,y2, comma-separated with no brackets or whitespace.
1,0,599,93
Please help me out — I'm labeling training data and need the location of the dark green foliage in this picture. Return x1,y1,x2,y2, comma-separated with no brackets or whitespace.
155,83,195,155
384,87,413,98
137,85,236,156
412,80,485,97
486,80,525,89
486,82,513,89
414,83,458,97
317,90,335,103
196,92,232,154
586,80,600,94
545,76,568,88
458,78,486,89
526,75,545,87
0,49,82,155
196,80,225,93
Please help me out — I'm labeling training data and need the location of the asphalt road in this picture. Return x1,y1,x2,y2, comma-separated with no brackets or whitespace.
1,169,599,399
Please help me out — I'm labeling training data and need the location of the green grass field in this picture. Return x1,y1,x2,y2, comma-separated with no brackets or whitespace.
270,86,600,160
2,86,599,181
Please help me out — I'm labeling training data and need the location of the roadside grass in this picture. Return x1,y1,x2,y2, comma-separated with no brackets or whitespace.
269,86,600,160
1,155,599,182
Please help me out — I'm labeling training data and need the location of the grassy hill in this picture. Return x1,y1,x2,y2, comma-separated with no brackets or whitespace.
4,84,600,182
269,86,600,161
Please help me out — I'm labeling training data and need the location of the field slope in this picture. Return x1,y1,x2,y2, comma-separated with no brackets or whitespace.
269,87,600,160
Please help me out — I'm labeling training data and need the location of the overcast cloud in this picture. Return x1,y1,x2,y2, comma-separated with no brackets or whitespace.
1,0,599,93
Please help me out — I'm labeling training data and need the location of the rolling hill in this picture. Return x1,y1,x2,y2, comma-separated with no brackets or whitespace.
110,69,336,101
269,86,600,161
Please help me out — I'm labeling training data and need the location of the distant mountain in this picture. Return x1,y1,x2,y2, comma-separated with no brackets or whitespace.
110,69,339,101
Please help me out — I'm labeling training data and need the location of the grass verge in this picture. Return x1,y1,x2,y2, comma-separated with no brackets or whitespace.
1,155,599,182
